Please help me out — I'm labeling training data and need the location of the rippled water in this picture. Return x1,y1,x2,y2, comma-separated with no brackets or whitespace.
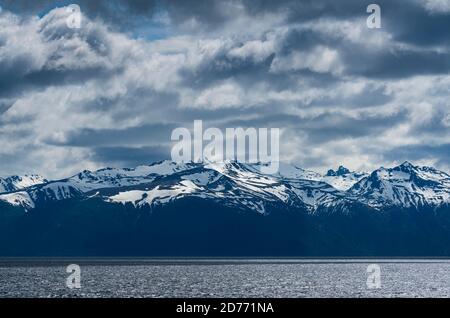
0,260,449,298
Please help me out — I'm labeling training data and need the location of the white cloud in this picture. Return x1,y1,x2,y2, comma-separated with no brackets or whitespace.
1,3,450,178
227,39,275,62
0,13,47,77
422,0,450,13
270,46,343,75
188,81,245,109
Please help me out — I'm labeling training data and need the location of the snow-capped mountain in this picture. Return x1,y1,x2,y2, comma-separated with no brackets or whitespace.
321,166,368,191
0,161,199,211
0,175,47,194
267,163,367,191
269,162,322,181
1,160,449,214
2,160,450,257
0,175,48,209
350,161,450,209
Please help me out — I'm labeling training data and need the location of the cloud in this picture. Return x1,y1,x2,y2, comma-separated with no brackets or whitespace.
384,143,450,170
0,1,450,177
46,122,178,147
271,46,343,75
189,81,245,109
423,0,450,13
91,145,170,168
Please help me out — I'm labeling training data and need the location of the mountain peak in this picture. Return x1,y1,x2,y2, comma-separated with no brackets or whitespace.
326,165,351,177
0,174,48,193
2,160,450,214
337,165,350,175
400,161,415,168
397,161,417,173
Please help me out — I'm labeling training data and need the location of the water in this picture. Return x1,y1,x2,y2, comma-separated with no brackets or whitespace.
0,260,449,298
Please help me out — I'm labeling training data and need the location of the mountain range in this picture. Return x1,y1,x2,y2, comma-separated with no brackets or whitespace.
1,160,450,257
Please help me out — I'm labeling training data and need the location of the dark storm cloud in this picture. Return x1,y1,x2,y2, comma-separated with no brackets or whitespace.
300,111,409,143
164,0,233,29
347,49,450,79
0,100,13,115
5,0,450,84
0,67,117,102
3,0,449,47
0,51,41,97
220,110,409,143
384,144,450,167
0,5,125,100
91,145,170,167
240,0,450,49
46,123,178,147
167,106,256,123
171,4,450,96
411,109,450,135
0,0,56,14
0,0,383,31
179,53,275,90
1,0,243,33
242,0,373,20
268,11,450,79
0,0,159,28
382,1,450,46
1,0,450,177
75,89,180,123
24,67,118,88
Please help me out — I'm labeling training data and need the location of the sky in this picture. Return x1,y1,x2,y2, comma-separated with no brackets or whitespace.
0,0,450,178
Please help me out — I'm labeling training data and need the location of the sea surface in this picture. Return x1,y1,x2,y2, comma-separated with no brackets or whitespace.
0,259,449,298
